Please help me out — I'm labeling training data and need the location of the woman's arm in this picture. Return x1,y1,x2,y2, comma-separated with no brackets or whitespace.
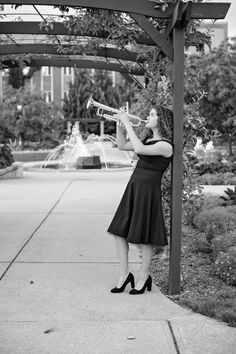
116,122,134,151
117,114,172,157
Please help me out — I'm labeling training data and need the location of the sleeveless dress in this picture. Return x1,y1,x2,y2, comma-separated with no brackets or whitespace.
107,140,172,246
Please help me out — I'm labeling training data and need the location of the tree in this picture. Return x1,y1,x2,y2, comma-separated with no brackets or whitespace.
63,69,94,119
63,69,135,118
0,87,65,149
186,43,236,155
8,68,25,89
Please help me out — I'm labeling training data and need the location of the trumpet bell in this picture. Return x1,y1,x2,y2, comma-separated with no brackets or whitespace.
86,95,145,127
86,95,94,110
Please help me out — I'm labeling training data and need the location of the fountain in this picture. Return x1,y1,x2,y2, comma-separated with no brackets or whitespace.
41,122,132,171
194,137,216,163
194,137,205,159
204,141,216,163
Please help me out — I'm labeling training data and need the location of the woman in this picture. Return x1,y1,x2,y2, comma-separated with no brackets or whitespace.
107,105,173,295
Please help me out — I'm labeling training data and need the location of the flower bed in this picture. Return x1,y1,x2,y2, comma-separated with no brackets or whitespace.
150,196,236,327
198,172,236,185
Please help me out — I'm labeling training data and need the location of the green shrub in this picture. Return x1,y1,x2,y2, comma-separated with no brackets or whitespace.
199,173,225,185
0,144,14,169
214,247,236,286
225,205,236,215
201,195,223,211
182,192,205,226
220,186,236,206
229,177,236,185
187,231,211,253
193,207,236,242
221,311,236,327
198,172,236,185
212,232,236,259
196,161,236,176
224,172,236,184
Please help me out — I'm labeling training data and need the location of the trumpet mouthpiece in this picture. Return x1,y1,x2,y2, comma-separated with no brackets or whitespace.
86,95,93,109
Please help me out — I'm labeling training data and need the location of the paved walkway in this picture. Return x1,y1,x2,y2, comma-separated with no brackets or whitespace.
0,169,235,354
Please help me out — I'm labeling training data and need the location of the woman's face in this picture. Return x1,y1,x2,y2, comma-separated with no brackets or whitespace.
146,108,158,129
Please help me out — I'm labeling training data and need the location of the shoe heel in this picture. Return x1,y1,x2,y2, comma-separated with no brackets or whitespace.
147,278,152,291
130,277,135,289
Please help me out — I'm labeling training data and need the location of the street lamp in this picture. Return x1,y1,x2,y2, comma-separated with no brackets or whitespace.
16,104,24,149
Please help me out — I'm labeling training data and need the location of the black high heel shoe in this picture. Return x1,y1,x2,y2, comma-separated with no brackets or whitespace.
129,275,152,295
110,272,135,293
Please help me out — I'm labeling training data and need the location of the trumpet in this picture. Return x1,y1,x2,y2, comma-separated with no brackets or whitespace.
86,95,146,127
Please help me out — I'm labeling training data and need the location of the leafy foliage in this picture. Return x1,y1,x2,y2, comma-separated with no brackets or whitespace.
220,186,236,206
0,87,65,149
212,232,236,260
63,69,136,119
198,173,236,186
8,68,25,89
214,247,236,286
151,223,236,327
193,206,236,243
186,42,236,153
0,144,14,169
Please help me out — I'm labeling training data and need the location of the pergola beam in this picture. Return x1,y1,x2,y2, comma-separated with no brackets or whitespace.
1,58,144,75
129,13,173,60
0,22,155,46
0,44,144,63
0,1,230,19
121,73,145,89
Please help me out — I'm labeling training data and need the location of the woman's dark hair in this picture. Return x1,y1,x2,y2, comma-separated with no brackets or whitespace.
142,105,173,143
155,105,173,142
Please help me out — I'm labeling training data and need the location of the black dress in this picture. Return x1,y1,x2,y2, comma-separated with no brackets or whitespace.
107,139,172,246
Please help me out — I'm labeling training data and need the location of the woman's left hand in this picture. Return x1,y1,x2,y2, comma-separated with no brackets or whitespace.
115,113,130,127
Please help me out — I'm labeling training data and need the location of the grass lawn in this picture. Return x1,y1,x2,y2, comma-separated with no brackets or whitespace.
150,224,236,327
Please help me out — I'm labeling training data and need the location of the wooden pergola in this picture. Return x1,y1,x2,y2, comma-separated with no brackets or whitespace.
0,1,230,294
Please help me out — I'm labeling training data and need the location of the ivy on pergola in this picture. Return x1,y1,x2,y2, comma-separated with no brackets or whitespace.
0,0,230,295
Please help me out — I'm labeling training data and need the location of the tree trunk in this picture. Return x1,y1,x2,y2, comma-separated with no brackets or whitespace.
228,134,233,156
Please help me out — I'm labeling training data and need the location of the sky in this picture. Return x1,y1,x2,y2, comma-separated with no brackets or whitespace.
211,0,236,37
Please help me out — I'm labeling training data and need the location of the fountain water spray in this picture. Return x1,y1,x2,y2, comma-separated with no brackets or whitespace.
42,123,132,170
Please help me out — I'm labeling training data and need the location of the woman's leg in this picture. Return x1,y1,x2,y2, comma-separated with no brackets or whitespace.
135,243,153,290
113,236,130,287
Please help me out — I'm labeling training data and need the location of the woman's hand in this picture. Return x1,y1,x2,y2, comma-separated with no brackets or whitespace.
115,113,131,127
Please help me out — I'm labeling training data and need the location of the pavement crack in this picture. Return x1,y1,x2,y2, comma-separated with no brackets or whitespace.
0,180,74,282
167,320,181,354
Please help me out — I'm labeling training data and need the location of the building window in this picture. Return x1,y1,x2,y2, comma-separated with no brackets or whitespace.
44,91,52,103
42,66,52,76
64,91,69,100
64,67,72,76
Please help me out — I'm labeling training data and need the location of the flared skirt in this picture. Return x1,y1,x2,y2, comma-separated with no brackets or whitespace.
107,167,168,246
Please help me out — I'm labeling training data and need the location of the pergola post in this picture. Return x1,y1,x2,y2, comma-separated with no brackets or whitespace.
169,25,185,295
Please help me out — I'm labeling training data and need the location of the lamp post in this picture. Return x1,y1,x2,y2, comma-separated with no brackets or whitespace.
16,104,24,149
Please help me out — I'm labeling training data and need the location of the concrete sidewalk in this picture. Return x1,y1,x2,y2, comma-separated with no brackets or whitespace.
0,170,235,354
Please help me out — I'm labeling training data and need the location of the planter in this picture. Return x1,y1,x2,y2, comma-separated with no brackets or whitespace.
13,150,51,162
0,162,23,179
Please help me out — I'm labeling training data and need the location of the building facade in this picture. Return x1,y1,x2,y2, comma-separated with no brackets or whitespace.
0,67,122,107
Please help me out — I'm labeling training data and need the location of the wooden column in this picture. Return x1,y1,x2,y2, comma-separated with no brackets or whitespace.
169,26,185,295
